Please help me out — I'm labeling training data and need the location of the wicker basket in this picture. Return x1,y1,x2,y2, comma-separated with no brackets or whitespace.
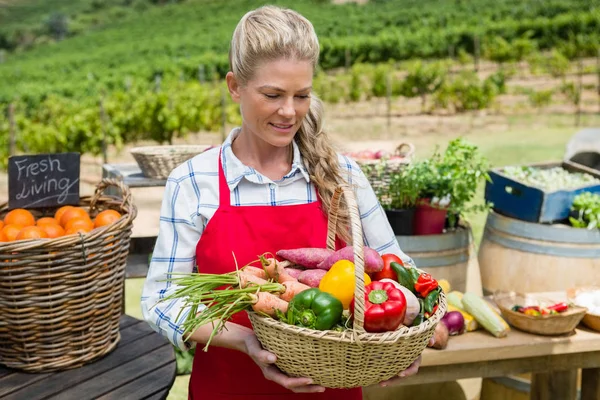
353,143,414,195
567,287,600,332
130,145,211,179
494,291,587,336
0,179,137,372
248,185,446,389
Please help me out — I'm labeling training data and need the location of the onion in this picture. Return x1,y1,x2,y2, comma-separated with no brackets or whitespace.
440,311,465,336
379,278,420,325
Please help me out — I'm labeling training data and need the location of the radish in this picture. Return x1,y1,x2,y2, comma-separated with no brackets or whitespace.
316,246,384,273
298,269,327,288
276,248,334,269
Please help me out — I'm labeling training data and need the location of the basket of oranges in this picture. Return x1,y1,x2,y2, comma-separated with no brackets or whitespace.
0,179,137,372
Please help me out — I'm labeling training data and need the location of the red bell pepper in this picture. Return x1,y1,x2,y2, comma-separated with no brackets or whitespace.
414,273,438,298
350,281,407,333
371,254,403,281
547,302,569,313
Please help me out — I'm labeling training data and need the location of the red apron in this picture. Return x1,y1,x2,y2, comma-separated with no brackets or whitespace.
188,151,362,399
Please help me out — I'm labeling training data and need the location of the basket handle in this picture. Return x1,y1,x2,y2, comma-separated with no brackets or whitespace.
89,178,135,219
326,185,366,334
394,142,415,158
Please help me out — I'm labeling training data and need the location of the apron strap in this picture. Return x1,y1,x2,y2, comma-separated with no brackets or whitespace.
218,150,231,208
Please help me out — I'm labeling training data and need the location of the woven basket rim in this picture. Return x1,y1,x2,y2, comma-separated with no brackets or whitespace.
498,303,588,321
249,290,446,343
130,144,211,155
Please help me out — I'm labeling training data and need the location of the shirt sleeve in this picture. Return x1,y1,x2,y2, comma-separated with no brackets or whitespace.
141,170,204,351
338,155,416,268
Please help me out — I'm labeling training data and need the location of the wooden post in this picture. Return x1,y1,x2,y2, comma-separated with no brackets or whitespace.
154,74,161,92
8,102,16,157
198,64,205,83
221,86,227,141
386,73,392,131
531,370,577,400
582,368,600,400
99,95,108,165
577,57,583,127
474,35,480,72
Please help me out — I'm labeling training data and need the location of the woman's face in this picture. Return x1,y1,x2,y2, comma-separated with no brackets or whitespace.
228,58,313,148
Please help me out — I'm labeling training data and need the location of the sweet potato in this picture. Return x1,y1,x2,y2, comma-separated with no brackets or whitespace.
316,246,384,273
298,269,327,288
284,268,304,280
276,248,334,269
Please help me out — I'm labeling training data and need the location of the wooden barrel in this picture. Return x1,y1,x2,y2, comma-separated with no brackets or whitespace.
397,225,474,293
479,211,600,295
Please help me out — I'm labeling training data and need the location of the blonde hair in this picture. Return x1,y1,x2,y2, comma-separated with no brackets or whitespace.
229,6,351,242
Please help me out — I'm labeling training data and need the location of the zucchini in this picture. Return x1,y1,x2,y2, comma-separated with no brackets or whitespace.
461,292,510,338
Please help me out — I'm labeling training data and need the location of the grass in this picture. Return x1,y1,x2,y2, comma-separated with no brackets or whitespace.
124,112,598,399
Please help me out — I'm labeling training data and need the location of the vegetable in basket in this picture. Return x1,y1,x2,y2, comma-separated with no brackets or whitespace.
317,246,384,273
370,254,403,281
319,260,372,309
276,247,334,269
349,280,407,333
392,262,421,293
282,288,344,330
414,273,439,298
378,278,420,326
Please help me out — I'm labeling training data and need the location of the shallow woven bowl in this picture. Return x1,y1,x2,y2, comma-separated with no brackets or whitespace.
567,287,600,332
494,291,587,336
249,185,446,388
130,145,211,179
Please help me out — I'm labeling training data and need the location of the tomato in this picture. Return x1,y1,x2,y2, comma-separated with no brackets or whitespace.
371,253,403,281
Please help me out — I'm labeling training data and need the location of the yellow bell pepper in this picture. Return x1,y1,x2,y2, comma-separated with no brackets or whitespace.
319,260,371,309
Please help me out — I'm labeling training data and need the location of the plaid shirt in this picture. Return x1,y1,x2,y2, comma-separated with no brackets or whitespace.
141,128,414,350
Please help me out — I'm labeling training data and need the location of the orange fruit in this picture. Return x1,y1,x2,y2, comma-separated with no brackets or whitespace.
64,217,94,232
41,223,65,239
65,226,91,235
59,207,89,227
15,226,48,240
1,224,24,242
4,209,35,227
94,210,122,228
37,217,58,227
54,205,74,223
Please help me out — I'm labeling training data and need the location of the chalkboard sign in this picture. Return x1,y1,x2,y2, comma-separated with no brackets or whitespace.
8,153,80,210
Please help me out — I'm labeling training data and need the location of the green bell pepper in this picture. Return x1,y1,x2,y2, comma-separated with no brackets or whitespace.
287,288,343,331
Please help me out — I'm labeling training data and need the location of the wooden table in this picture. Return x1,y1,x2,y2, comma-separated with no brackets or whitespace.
366,325,600,400
0,315,177,400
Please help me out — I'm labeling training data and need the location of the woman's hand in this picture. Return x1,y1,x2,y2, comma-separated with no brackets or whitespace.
377,336,434,387
244,333,326,393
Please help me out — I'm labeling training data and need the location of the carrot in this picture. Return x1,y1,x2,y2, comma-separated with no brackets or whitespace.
280,280,311,302
239,273,268,288
241,266,267,280
251,292,289,317
276,248,334,269
261,255,295,283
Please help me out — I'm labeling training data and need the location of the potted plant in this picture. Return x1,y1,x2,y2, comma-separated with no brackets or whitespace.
382,164,424,235
412,138,492,235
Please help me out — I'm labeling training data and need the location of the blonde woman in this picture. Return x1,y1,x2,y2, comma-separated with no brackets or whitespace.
142,5,421,399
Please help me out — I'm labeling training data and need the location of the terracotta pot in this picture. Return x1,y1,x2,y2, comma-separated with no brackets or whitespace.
413,198,448,235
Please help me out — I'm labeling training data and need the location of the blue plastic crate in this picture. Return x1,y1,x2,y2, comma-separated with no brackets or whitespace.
484,161,600,223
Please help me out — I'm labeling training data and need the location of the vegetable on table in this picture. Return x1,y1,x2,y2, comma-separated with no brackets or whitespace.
447,304,479,331
319,260,372,309
461,292,510,338
276,247,334,269
438,279,451,294
414,273,439,298
371,254,403,281
298,269,327,288
378,278,420,326
350,280,407,333
441,311,466,335
317,246,384,273
511,302,569,316
283,288,344,331
430,321,449,350
446,291,465,310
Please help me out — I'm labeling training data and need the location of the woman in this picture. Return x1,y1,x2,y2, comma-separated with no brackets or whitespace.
141,5,422,399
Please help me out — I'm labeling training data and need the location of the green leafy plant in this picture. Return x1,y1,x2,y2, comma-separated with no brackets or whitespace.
384,164,425,210
569,192,600,230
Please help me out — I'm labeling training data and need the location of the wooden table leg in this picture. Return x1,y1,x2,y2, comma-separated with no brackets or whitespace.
581,368,600,400
530,370,577,400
